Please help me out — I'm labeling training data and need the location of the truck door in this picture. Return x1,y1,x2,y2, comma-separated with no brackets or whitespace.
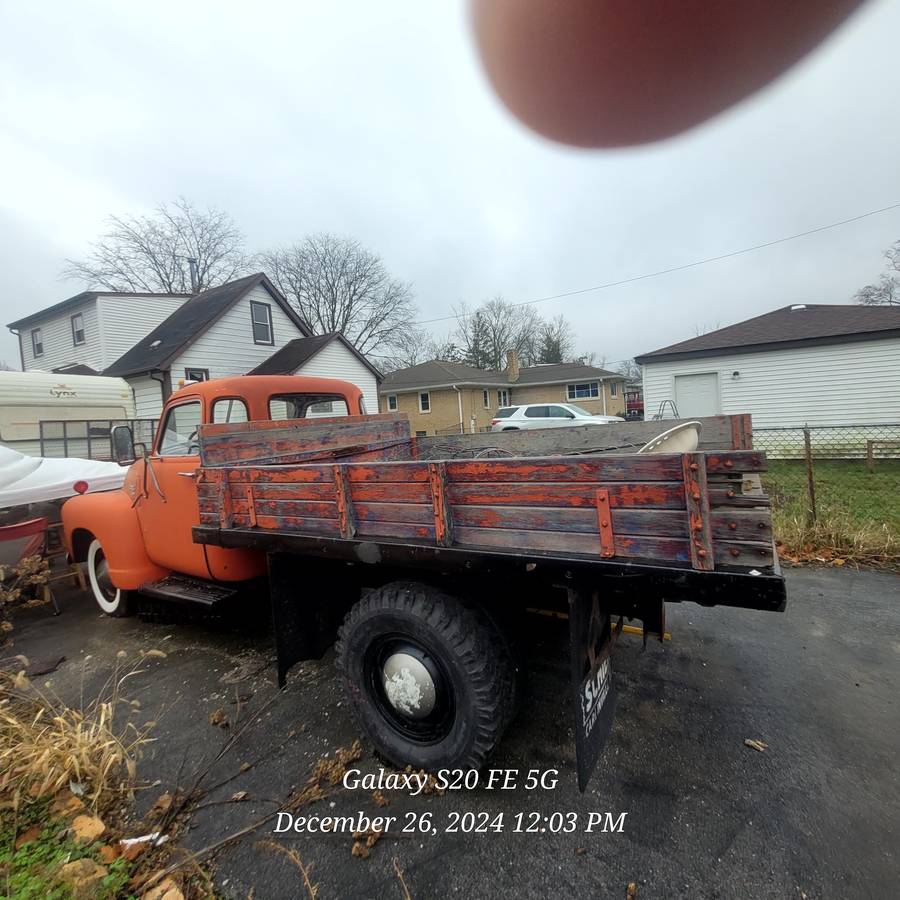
135,398,210,578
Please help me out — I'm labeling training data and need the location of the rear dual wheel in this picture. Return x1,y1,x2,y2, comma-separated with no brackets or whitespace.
336,581,518,771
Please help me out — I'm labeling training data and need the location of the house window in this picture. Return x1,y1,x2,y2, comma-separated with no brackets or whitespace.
567,382,599,400
31,329,43,357
250,301,274,345
419,391,431,413
482,390,490,409
387,394,398,411
610,381,618,397
184,368,210,382
497,389,509,407
71,313,85,346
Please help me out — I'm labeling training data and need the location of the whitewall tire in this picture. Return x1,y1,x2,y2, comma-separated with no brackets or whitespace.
87,539,133,617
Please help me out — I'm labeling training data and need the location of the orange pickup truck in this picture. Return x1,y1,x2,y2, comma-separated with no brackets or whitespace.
62,374,365,616
63,374,784,788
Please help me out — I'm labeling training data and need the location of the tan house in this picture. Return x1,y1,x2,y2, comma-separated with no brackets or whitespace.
378,352,627,435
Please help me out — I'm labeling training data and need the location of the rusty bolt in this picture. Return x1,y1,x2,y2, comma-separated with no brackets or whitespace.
728,522,737,531
689,463,699,472
727,490,735,498
601,520,609,528
757,522,766,529
692,492,701,501
724,459,734,468
697,549,707,558
730,548,740,557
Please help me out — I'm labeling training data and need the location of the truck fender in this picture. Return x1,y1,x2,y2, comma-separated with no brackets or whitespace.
62,490,168,590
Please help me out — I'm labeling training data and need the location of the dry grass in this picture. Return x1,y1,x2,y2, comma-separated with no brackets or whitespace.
773,509,900,565
0,654,154,812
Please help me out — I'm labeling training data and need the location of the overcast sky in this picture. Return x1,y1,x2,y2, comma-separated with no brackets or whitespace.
1,0,899,370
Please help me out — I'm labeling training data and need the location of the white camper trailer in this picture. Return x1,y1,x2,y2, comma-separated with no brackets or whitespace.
0,371,138,457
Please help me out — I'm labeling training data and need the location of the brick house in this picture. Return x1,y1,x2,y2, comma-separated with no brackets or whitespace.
379,352,627,435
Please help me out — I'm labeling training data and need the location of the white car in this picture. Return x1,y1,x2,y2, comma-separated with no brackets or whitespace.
490,403,625,432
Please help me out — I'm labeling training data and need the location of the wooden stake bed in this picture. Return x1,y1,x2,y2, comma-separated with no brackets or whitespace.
195,414,775,575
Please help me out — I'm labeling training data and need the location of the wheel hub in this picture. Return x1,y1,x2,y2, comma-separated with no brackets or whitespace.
382,651,437,719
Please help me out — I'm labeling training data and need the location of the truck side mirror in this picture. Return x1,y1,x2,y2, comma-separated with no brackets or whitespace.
111,425,136,466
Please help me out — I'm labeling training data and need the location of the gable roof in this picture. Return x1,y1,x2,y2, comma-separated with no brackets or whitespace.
248,332,382,381
103,273,310,377
636,304,900,364
7,289,190,331
379,359,625,393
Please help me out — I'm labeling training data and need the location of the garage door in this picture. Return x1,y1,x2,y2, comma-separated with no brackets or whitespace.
674,373,719,417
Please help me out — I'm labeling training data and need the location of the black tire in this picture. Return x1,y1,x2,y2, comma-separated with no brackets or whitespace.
336,581,510,771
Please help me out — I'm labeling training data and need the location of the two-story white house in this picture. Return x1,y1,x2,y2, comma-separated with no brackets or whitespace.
8,289,191,375
8,272,381,419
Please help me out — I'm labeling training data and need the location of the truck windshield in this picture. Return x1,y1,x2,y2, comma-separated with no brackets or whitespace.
269,393,350,420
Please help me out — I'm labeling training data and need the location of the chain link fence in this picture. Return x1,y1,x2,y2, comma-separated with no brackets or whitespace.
754,424,900,556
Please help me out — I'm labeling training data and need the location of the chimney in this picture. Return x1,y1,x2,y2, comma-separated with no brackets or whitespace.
187,257,199,294
506,349,520,383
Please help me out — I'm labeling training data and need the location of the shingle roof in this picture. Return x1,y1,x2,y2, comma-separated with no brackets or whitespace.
636,304,900,363
7,289,190,331
379,359,625,393
103,273,310,377
249,332,382,380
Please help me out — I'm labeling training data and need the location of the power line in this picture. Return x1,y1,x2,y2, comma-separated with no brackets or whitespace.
411,201,900,327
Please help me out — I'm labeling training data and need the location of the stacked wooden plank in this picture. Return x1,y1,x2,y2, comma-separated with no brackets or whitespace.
197,445,774,573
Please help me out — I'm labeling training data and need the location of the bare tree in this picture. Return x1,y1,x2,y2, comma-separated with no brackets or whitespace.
537,314,574,364
261,234,417,356
453,297,545,369
580,350,608,369
616,359,641,380
63,197,248,293
855,241,900,306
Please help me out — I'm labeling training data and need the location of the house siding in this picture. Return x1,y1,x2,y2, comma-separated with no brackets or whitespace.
19,298,103,372
129,374,165,419
169,285,306,383
97,295,188,367
641,336,900,427
295,340,379,414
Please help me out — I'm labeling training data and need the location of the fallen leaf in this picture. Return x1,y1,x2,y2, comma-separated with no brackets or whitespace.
15,825,41,848
210,708,230,728
239,762,252,773
142,649,168,659
98,844,121,863
144,875,185,900
57,858,108,895
71,814,106,843
744,739,769,753
230,791,249,802
833,558,846,567
627,883,638,899
574,846,586,855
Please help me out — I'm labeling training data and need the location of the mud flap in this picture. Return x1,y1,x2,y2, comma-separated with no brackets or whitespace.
568,587,616,792
268,553,358,687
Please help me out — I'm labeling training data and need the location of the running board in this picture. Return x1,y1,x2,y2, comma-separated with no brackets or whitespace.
138,575,238,608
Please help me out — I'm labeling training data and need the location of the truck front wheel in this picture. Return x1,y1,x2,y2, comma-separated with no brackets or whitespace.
336,582,509,771
86,540,133,617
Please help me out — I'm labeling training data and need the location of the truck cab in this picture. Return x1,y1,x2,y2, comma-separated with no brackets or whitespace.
63,375,365,615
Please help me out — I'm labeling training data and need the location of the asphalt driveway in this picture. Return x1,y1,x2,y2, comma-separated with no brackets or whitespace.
8,567,899,899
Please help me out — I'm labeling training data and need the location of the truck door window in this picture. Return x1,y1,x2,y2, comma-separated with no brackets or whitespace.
211,398,249,424
268,394,350,420
157,401,202,456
